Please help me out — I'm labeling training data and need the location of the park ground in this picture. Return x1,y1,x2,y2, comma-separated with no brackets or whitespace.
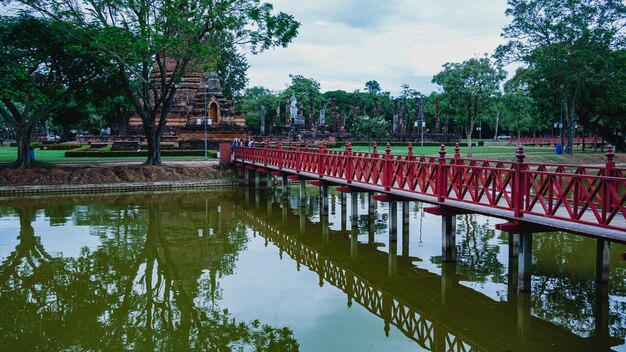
0,143,622,186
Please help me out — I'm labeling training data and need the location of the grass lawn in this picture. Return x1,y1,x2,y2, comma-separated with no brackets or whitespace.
331,144,554,156
0,146,216,164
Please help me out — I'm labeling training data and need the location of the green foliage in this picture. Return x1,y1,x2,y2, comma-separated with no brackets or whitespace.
241,86,275,133
364,80,381,95
496,0,626,152
432,56,506,156
0,15,109,167
14,0,300,165
351,115,390,140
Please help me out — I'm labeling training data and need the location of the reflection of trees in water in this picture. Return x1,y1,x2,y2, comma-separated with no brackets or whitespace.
531,234,626,339
432,214,506,284
0,195,298,351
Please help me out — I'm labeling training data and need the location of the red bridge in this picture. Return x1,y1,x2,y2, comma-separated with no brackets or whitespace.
233,142,625,288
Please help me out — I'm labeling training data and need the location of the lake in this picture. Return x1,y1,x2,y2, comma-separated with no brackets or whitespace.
0,188,624,351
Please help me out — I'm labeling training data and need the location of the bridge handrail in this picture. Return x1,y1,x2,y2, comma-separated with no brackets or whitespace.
234,144,625,232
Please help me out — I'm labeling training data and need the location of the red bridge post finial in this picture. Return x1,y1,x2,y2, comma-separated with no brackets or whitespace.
454,143,461,164
407,142,414,161
605,145,615,175
372,142,378,156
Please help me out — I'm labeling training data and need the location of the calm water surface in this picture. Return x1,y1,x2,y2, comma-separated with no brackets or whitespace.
0,188,624,351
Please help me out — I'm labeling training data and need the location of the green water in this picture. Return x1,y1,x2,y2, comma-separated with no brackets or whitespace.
0,189,624,351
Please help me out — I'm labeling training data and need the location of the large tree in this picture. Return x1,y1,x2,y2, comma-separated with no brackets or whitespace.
0,15,106,168
496,0,626,153
432,56,506,156
14,0,300,165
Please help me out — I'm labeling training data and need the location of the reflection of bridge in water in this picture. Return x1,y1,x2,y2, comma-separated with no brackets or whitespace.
238,191,619,351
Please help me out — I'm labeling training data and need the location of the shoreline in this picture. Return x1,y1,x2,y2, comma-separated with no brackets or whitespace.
0,178,243,198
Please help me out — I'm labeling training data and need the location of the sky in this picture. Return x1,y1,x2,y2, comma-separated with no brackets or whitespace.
245,0,513,96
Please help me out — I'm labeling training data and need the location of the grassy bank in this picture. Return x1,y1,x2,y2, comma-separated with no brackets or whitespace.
0,146,216,164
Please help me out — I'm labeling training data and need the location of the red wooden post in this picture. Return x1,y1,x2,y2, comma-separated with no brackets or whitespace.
407,142,415,161
346,142,354,183
384,143,392,191
513,146,526,218
372,142,378,156
318,142,326,178
454,143,461,164
602,146,615,223
438,144,447,203
263,139,268,166
278,140,284,170
296,142,302,172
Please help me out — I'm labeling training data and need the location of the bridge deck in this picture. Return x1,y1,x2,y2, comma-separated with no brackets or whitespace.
234,145,626,243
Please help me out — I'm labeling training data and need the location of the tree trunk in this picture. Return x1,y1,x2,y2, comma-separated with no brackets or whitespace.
144,126,162,165
466,123,474,157
493,110,500,141
14,129,33,169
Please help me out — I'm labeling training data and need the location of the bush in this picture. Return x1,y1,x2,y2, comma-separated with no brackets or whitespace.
477,140,485,147
324,141,467,149
40,144,82,150
10,142,43,148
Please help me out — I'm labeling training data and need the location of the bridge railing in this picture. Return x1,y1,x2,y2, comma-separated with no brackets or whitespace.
234,143,625,232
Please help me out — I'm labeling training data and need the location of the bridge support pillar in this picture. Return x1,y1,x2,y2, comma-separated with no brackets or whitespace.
595,282,610,339
299,180,306,207
267,195,273,217
516,291,531,342
320,185,329,216
282,175,289,200
596,239,611,284
368,193,376,244
388,241,397,279
341,192,347,231
389,201,398,242
518,233,533,292
255,171,261,189
300,210,306,234
244,168,250,185
254,190,260,210
281,199,288,221
322,214,330,244
351,226,359,260
351,194,359,226
442,215,456,262
266,173,274,193
509,233,520,257
441,262,456,306
402,202,410,257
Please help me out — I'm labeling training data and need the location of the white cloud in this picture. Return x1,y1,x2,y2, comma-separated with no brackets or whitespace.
246,0,513,95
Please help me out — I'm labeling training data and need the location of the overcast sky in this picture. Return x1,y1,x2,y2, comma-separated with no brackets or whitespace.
246,0,512,96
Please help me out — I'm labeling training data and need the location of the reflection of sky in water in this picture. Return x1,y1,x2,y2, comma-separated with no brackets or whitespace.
220,231,418,352
0,215,20,259
0,210,100,259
